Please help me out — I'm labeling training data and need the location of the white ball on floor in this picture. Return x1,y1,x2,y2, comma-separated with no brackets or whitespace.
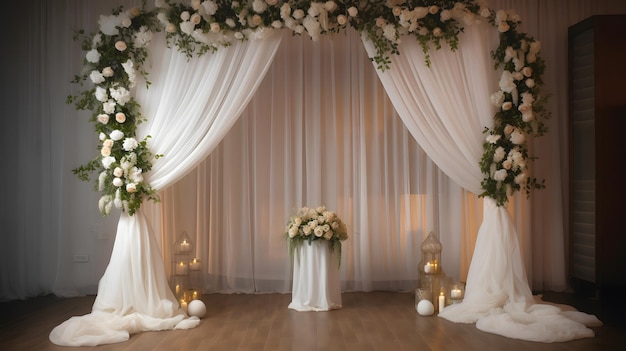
416,299,434,316
187,300,206,318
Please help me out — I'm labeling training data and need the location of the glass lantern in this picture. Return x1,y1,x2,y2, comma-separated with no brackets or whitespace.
449,281,465,303
421,231,442,275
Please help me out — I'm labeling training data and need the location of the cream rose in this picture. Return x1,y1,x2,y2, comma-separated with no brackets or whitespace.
115,112,126,123
115,41,127,52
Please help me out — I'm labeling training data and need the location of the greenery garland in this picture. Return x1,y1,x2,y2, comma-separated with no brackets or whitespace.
68,0,548,215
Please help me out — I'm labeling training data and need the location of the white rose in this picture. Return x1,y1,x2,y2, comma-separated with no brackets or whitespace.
126,183,137,193
502,101,513,111
191,0,201,10
325,1,337,13
375,17,386,28
486,134,501,144
95,87,108,102
202,0,218,15
429,5,439,14
113,167,124,177
432,27,443,37
97,114,109,124
112,177,123,187
102,66,114,77
347,6,358,17
498,21,510,33
522,111,535,122
180,11,190,21
110,130,124,141
210,22,221,33
293,9,304,19
525,79,535,88
85,49,100,63
267,0,278,6
514,172,527,185
271,20,283,28
288,226,298,238
337,14,347,26
493,169,508,181
493,146,506,162
102,139,113,148
252,14,262,26
490,91,504,106
510,130,525,144
99,132,106,141
190,13,201,25
103,100,116,114
121,17,132,28
110,86,130,106
504,124,514,135
480,8,491,17
252,0,267,13
166,23,177,33
226,18,236,28
440,10,451,22
90,70,105,84
102,156,116,169
522,66,533,77
122,137,139,151
314,226,324,237
499,71,515,93
100,146,111,157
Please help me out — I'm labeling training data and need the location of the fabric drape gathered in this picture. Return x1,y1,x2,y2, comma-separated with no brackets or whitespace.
364,19,601,342
50,30,283,346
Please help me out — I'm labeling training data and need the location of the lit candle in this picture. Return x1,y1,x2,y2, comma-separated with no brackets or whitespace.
175,261,188,275
179,239,190,253
189,258,201,271
175,284,181,295
180,299,188,313
424,262,437,274
438,292,445,313
451,288,463,299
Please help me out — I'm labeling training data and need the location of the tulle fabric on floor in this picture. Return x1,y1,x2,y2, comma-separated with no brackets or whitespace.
438,198,602,342
49,211,199,346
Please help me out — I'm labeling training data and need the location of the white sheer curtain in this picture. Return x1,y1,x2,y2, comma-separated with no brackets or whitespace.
159,27,450,293
49,26,283,347
365,16,601,342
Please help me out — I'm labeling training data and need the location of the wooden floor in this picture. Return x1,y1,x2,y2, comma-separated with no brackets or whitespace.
1,291,624,351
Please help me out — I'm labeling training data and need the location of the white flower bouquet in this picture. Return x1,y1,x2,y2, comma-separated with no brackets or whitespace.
285,206,348,267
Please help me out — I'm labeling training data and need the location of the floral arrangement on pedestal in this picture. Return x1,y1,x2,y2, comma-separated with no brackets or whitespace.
285,206,348,266
68,0,548,215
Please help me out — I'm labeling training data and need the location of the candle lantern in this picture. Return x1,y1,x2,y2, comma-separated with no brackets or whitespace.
421,231,442,275
174,231,194,254
449,281,465,303
170,231,195,304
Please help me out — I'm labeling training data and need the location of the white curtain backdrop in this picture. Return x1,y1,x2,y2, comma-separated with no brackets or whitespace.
2,0,626,334
158,27,447,293
366,18,601,342
49,22,283,346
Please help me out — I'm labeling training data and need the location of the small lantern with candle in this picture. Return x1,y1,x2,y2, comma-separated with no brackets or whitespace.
449,281,465,303
420,232,442,275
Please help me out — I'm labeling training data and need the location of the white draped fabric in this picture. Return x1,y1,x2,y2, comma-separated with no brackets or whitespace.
50,30,283,346
365,19,601,342
288,241,342,312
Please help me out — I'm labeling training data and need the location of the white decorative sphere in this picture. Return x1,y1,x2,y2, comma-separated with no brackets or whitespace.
187,300,206,318
416,299,435,316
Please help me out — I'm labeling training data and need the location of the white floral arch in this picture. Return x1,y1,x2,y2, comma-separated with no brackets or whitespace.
51,0,600,347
